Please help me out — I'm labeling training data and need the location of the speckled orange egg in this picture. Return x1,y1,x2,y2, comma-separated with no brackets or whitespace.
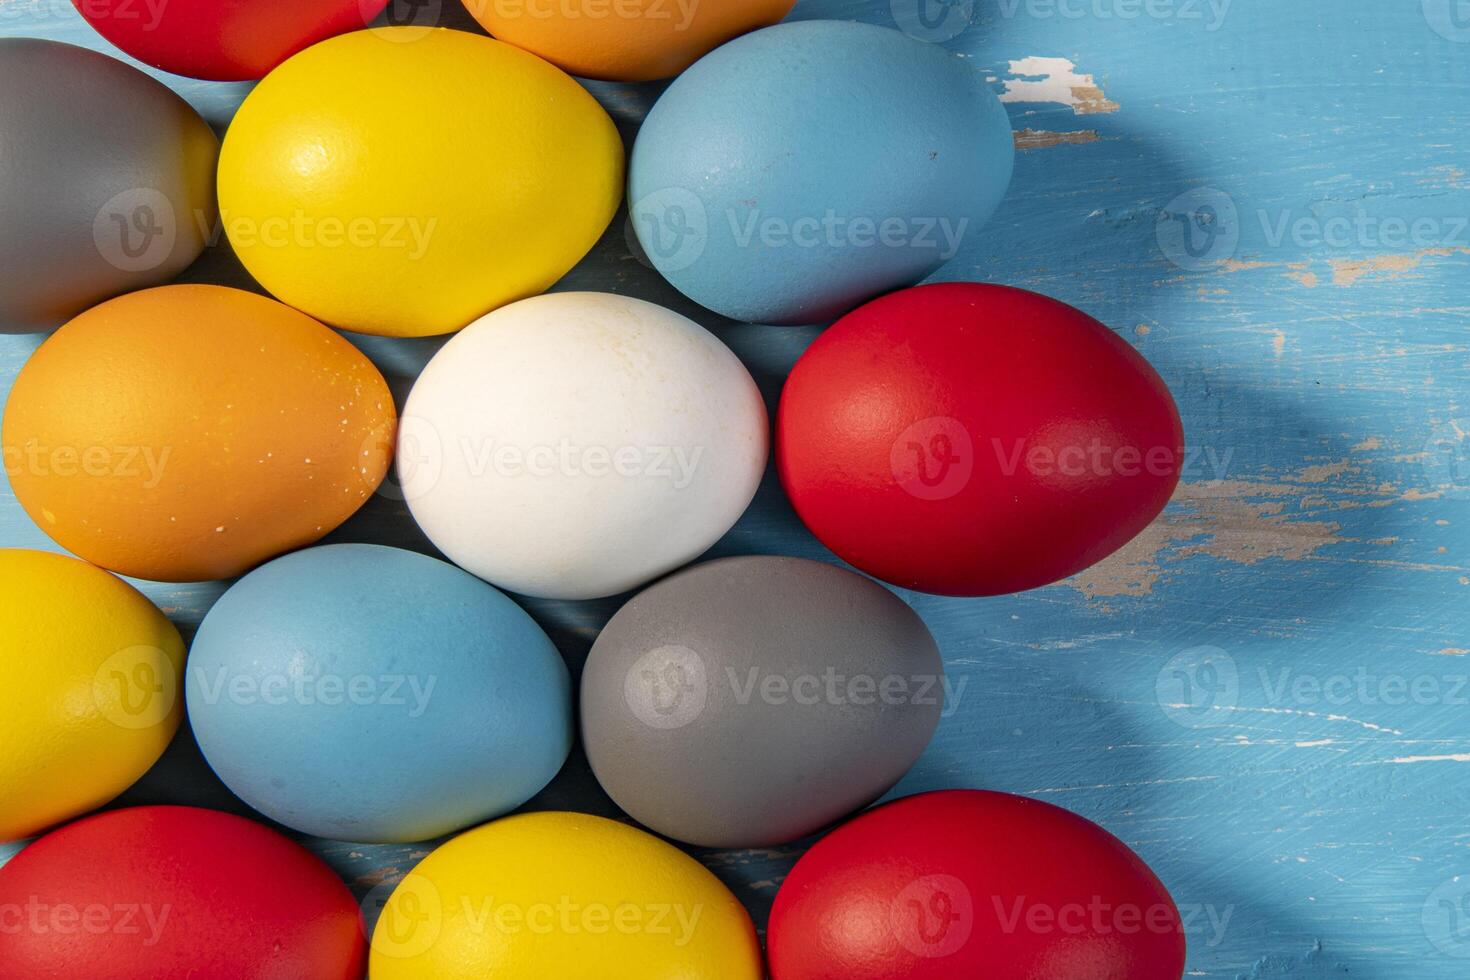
464,0,797,81
2,285,395,582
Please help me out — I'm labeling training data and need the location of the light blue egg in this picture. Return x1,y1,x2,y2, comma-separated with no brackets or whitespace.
185,544,573,843
629,20,1014,326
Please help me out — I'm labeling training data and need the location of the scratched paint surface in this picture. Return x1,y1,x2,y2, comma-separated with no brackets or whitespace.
1,1,1468,976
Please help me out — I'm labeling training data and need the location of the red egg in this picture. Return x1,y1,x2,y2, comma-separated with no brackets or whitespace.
0,806,365,978
777,282,1183,596
73,0,390,81
769,790,1186,980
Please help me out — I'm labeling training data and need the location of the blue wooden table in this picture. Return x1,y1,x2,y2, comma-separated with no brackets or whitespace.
3,1,1468,976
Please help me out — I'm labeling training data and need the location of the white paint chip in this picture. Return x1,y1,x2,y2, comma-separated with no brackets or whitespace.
999,57,1120,115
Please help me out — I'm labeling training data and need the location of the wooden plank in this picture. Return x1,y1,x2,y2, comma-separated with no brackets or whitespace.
2,0,1468,975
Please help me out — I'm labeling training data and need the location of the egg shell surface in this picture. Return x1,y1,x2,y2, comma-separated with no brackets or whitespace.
186,543,573,843
465,0,796,81
768,790,1186,980
74,0,391,81
400,291,768,600
629,20,1013,325
777,282,1184,596
2,285,396,582
581,555,944,848
0,550,184,843
369,810,762,978
218,28,625,338
0,38,218,332
0,805,366,978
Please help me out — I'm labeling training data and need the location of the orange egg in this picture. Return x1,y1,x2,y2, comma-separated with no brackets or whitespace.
2,285,395,582
463,0,797,81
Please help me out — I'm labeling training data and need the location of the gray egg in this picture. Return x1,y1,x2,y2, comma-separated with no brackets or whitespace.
582,555,946,848
0,39,218,332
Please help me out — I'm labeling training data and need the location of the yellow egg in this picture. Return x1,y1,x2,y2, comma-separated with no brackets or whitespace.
369,812,763,978
218,28,624,338
0,550,184,843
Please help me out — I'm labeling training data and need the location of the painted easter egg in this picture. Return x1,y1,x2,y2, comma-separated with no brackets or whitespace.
768,790,1186,980
580,556,944,848
0,550,183,844
400,292,768,600
629,20,1013,325
74,0,391,81
369,811,762,978
218,28,624,338
777,282,1184,596
0,39,217,332
0,806,365,978
186,544,572,843
1,285,395,583
464,0,796,81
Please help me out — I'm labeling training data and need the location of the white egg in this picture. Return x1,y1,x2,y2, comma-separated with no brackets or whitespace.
399,292,769,600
